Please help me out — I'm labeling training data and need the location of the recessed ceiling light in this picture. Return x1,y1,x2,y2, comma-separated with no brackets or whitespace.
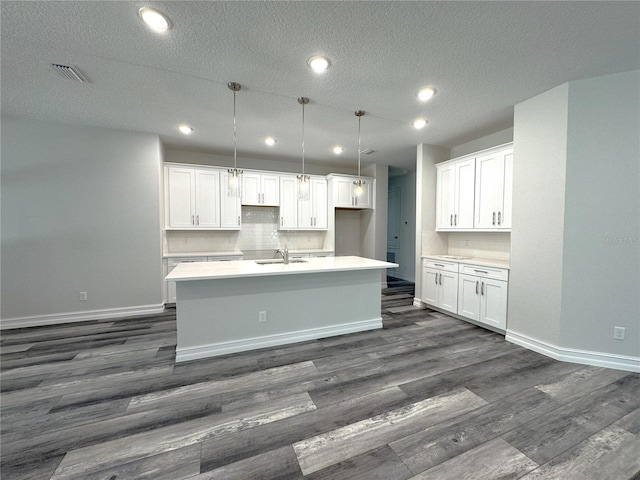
416,87,436,102
138,7,170,33
308,56,330,73
412,118,428,129
332,145,344,155
177,124,193,135
264,136,277,146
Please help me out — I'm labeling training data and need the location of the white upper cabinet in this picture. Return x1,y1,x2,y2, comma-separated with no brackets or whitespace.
166,166,220,229
280,176,328,230
435,158,475,230
242,172,280,206
435,143,513,232
329,174,375,209
474,147,513,230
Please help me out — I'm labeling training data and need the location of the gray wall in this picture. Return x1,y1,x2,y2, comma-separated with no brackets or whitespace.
510,70,639,359
1,117,164,323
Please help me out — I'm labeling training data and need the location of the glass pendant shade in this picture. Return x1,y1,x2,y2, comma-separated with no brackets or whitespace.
227,82,243,198
353,110,366,197
297,97,310,201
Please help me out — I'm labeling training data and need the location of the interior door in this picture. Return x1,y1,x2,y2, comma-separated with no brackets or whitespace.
387,186,401,249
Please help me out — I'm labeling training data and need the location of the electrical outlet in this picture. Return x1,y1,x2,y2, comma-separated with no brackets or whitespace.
79,291,88,301
258,311,267,323
613,326,625,340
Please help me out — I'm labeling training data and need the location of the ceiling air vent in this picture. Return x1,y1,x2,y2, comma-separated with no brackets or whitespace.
359,148,376,155
50,63,88,83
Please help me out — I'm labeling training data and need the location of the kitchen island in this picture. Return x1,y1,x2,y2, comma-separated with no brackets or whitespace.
166,256,398,362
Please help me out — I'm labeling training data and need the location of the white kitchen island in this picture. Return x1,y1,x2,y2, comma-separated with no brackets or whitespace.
165,256,398,362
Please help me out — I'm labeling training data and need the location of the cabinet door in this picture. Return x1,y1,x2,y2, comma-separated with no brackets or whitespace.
480,279,508,330
334,177,355,207
474,152,506,229
457,274,481,321
194,169,220,228
219,171,241,229
261,174,280,206
353,180,372,208
421,267,439,306
279,176,298,229
312,177,328,229
242,172,261,205
501,151,513,229
439,271,459,314
455,158,475,229
167,167,195,228
436,164,455,229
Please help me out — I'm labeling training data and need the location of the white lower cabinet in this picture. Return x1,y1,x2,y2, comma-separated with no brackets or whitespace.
165,255,242,304
421,260,458,314
457,264,508,330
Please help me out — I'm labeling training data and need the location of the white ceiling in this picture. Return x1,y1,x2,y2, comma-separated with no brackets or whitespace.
2,1,639,171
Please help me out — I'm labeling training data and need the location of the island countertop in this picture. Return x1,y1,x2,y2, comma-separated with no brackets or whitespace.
166,255,398,282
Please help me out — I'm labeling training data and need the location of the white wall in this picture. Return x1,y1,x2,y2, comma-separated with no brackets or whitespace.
509,70,639,369
560,70,639,357
1,117,164,326
509,83,569,347
449,128,514,159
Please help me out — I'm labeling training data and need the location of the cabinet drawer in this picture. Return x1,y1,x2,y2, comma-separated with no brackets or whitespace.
207,256,242,262
424,260,458,272
459,263,508,281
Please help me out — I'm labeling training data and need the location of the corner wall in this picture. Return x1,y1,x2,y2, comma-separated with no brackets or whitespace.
1,117,164,327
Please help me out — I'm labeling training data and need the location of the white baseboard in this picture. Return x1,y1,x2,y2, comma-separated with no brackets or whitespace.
176,318,383,363
0,304,166,330
506,330,640,373
413,298,424,308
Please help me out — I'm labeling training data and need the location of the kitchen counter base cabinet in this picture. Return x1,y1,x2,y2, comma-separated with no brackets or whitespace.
457,264,508,330
421,260,458,314
168,256,395,362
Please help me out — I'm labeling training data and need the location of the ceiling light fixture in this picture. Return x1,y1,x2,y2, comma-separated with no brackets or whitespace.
416,87,436,102
308,55,330,73
227,82,242,198
353,110,366,197
138,7,170,33
178,124,193,135
332,145,344,155
413,118,428,130
297,97,310,200
264,136,277,146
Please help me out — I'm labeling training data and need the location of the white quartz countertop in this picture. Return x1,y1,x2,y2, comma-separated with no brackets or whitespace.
423,254,510,269
166,256,398,281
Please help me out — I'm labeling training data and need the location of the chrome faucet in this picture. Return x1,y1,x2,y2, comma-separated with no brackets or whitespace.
275,245,289,264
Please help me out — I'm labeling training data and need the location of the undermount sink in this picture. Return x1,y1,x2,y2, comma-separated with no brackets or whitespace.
438,255,471,260
254,258,307,265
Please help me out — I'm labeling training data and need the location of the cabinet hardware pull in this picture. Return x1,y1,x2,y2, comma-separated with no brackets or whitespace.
434,272,438,285
434,263,444,267
196,214,199,226
492,211,496,225
450,214,453,226
439,273,443,285
454,214,457,226
498,211,501,225
481,282,485,295
476,280,479,294
474,270,488,274
191,215,195,225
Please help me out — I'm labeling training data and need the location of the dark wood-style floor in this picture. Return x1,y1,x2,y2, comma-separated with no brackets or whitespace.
1,278,639,480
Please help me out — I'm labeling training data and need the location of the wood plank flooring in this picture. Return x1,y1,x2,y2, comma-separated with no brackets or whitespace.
2,277,639,479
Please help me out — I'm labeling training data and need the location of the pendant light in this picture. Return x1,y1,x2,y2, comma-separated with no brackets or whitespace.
353,110,366,197
297,96,310,200
227,82,242,197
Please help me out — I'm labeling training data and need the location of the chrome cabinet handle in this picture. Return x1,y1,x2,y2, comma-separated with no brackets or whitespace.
450,214,453,226
481,282,485,295
191,215,195,225
492,211,496,225
476,280,479,294
474,270,488,274
498,211,502,225
454,214,457,226
439,273,443,285
435,273,438,285
434,263,444,267
196,214,199,226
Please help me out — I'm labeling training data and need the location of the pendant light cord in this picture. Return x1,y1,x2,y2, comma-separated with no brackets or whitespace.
233,89,237,170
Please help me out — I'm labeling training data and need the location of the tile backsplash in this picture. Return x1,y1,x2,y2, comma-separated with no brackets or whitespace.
165,206,327,255
447,232,511,260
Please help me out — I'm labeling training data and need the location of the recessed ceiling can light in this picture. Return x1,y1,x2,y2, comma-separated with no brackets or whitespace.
308,55,330,73
412,118,428,129
139,7,170,32
416,87,436,102
178,124,193,135
264,136,277,146
332,145,344,155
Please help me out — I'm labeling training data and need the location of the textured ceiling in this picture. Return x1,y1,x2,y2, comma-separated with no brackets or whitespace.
2,1,639,171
